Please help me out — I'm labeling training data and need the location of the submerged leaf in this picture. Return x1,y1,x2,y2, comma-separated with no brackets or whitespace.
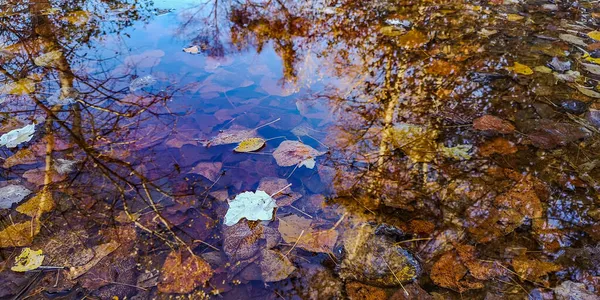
68,241,120,279
224,190,277,226
129,75,157,92
278,214,338,253
16,189,54,217
576,86,600,98
61,10,91,25
0,221,40,248
0,185,32,209
0,79,35,95
234,137,265,152
473,115,515,133
0,124,35,148
388,124,439,163
559,34,587,47
11,248,44,272
259,249,296,282
158,250,213,294
34,50,62,67
205,129,257,146
506,62,533,75
272,140,325,168
396,29,429,48
440,144,472,160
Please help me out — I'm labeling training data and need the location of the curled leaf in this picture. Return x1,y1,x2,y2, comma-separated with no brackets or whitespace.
234,137,266,152
11,247,44,272
506,62,533,75
0,124,36,148
224,190,277,226
440,144,472,160
272,140,325,168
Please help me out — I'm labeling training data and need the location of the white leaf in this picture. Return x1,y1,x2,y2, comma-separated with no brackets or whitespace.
581,63,600,75
299,158,316,169
0,184,32,209
183,46,200,54
54,159,77,175
129,75,157,92
0,124,35,148
224,190,277,226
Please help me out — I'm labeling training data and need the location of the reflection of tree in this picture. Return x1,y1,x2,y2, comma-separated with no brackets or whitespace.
0,0,197,253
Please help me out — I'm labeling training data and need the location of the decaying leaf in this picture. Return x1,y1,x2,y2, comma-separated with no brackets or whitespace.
34,50,62,67
272,140,325,168
439,144,472,160
576,86,600,98
68,241,120,279
0,124,35,148
473,115,515,134
204,128,257,147
0,184,32,209
258,177,302,206
396,29,429,48
430,251,483,292
16,189,54,217
234,137,266,152
479,138,517,156
0,221,40,248
278,214,338,253
224,190,277,226
506,62,533,75
158,250,213,294
587,31,600,41
190,161,222,182
259,249,296,282
511,256,561,284
0,79,35,95
559,34,587,47
222,220,281,262
388,124,439,163
11,247,44,272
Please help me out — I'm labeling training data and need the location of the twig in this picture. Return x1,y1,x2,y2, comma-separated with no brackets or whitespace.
270,183,293,198
284,230,304,257
380,254,409,297
290,205,313,219
394,238,432,245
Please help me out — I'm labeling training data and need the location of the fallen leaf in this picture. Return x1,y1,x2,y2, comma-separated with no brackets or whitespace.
129,75,157,92
554,70,580,82
581,63,600,75
3,148,38,168
583,52,600,64
0,221,40,248
554,281,598,300
34,50,62,67
396,29,429,48
346,281,388,300
234,137,266,152
16,189,54,217
272,140,325,168
0,79,35,95
506,14,524,21
224,190,277,226
479,138,517,156
473,115,515,133
548,57,571,72
379,26,406,37
205,129,257,146
587,31,600,41
506,62,533,75
388,124,439,162
439,144,472,160
158,250,213,294
11,248,44,272
278,214,338,253
259,249,296,282
534,66,553,73
425,60,459,76
576,86,600,98
183,46,200,54
222,220,280,261
68,241,120,279
54,159,77,175
0,124,35,148
257,177,301,206
430,251,483,292
559,34,587,47
0,185,32,209
61,10,91,25
511,256,560,284
190,161,222,182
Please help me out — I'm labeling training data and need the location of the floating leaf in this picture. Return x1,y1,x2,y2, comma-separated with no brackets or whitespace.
506,14,524,21
61,10,91,25
0,124,35,148
473,115,515,133
224,190,277,226
587,31,600,41
68,241,120,279
183,46,200,54
440,144,472,160
16,189,54,217
272,140,325,168
278,214,338,253
506,62,533,75
559,34,587,47
11,248,44,272
259,249,296,282
158,250,213,294
576,86,600,98
129,75,157,92
379,26,405,37
0,78,35,95
0,185,32,209
34,50,62,67
234,137,265,152
205,128,257,146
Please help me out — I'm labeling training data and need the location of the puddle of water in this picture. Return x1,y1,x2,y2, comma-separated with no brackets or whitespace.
1,0,600,299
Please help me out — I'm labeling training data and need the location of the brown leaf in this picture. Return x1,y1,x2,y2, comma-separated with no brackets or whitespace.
189,161,222,182
425,60,460,76
455,244,506,280
68,241,120,280
3,148,38,168
222,220,281,262
0,221,40,248
430,251,483,293
205,128,257,147
158,250,213,294
397,29,430,48
272,140,325,168
512,256,561,284
278,214,338,253
346,281,387,300
259,249,296,282
478,137,518,156
22,168,66,186
257,177,302,206
473,115,515,134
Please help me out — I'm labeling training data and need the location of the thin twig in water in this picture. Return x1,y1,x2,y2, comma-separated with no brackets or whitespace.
270,183,293,198
290,205,313,219
394,237,432,245
285,230,304,257
380,254,409,297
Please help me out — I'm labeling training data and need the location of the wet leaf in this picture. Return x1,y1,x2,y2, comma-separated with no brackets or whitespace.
559,34,587,47
581,62,600,75
479,138,517,156
396,29,429,48
190,161,222,182
380,26,405,37
583,52,600,64
511,256,560,283
224,190,277,226
34,50,62,67
205,128,257,146
129,75,157,92
259,249,296,282
278,214,338,253
425,60,459,76
0,221,40,248
506,62,533,75
234,137,265,152
576,86,600,98
473,115,515,134
554,281,598,300
431,251,483,292
554,70,580,82
506,14,524,21
0,124,35,148
0,79,35,95
534,66,552,73
223,220,280,262
11,248,44,272
439,144,472,160
0,185,32,209
548,57,571,72
272,140,325,168
183,46,200,54
61,10,91,25
68,241,120,279
158,250,213,294
54,159,77,175
587,31,600,41
257,177,301,206
16,189,54,217
388,124,439,163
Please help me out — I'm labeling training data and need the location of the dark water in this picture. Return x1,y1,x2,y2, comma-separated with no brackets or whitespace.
1,0,600,299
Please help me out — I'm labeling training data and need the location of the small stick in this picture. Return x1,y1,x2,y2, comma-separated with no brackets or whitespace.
193,239,219,251
331,212,347,230
381,254,409,297
285,230,304,257
394,238,432,245
254,118,281,131
270,183,292,198
290,205,313,219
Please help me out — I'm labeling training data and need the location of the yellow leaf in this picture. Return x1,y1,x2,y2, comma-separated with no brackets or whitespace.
16,190,54,217
507,62,534,75
0,221,40,248
507,14,524,21
396,29,430,49
61,11,91,26
234,137,266,153
587,31,600,41
0,79,35,95
34,50,62,67
583,53,600,65
11,247,44,272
